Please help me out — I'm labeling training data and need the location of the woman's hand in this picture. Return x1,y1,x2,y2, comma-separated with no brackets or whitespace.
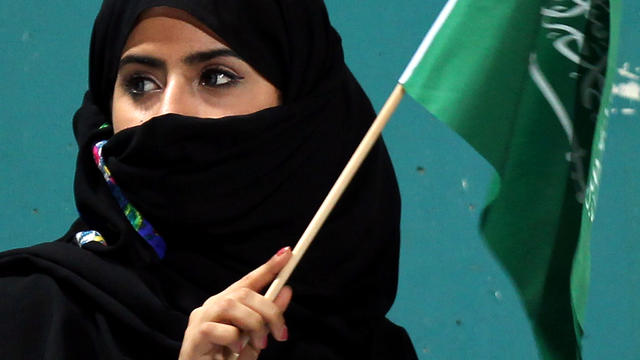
179,247,293,360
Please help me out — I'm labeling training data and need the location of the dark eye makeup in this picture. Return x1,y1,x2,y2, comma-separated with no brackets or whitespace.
121,67,244,100
124,74,160,98
199,68,244,88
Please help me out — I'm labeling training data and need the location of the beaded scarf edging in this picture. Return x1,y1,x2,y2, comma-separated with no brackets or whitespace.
82,139,167,258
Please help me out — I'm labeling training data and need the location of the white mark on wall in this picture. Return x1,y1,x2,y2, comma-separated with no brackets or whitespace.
618,62,640,80
612,63,640,103
612,81,640,101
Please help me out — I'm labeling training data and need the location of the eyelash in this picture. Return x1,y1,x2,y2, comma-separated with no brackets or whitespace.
123,68,243,99
199,68,243,88
124,74,158,98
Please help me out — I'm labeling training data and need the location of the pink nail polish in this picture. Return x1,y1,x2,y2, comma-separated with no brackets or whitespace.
261,335,269,349
276,246,290,257
281,325,289,341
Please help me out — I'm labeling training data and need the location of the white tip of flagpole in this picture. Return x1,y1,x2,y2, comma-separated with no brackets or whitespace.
398,0,460,85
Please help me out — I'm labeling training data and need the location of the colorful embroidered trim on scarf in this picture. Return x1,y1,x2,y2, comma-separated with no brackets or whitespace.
92,140,167,258
74,230,107,247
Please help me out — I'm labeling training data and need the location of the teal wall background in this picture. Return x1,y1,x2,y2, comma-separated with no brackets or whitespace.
0,1,637,359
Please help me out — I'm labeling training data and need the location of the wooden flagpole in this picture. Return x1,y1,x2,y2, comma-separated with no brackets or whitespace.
230,83,405,358
264,84,405,301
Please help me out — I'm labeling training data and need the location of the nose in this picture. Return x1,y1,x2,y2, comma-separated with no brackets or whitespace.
158,77,198,116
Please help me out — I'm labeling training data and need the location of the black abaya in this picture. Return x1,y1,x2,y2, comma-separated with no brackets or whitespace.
0,1,417,358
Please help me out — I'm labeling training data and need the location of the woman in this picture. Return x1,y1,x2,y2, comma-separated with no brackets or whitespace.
0,1,417,359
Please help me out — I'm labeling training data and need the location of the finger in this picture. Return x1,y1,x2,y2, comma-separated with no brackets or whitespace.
225,288,288,342
201,294,267,338
270,285,292,342
188,322,243,355
237,341,261,360
199,292,272,351
230,246,292,292
273,285,293,312
210,289,286,345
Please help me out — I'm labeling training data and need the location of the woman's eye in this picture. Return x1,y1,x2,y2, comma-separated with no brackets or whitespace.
199,69,241,88
125,76,160,96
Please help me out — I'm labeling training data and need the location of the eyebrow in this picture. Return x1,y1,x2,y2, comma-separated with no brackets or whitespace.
183,48,243,65
118,48,243,71
118,55,166,71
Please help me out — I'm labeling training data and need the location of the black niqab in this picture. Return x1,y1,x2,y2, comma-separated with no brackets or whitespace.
0,1,417,359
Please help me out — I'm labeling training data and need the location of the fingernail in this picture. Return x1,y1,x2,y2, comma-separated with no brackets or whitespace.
281,325,289,341
260,335,269,349
276,246,290,257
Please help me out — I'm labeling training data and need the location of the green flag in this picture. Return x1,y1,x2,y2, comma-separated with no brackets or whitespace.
400,0,611,358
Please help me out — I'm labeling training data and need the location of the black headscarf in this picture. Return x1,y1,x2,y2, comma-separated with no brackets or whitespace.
0,1,417,359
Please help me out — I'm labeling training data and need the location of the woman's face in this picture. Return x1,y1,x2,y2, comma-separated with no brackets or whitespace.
112,7,281,133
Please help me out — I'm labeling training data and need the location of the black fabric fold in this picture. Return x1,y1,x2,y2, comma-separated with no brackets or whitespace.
0,0,418,358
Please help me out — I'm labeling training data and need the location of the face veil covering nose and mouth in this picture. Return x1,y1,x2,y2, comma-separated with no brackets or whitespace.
0,1,418,359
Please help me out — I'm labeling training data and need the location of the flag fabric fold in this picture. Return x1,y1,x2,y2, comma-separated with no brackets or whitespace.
400,0,611,358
